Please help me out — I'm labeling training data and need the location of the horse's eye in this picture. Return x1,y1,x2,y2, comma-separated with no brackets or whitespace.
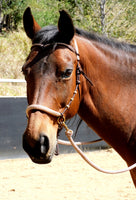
61,69,73,79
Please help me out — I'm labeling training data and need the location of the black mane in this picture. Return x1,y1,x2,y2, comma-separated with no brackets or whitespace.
33,25,136,53
76,28,136,53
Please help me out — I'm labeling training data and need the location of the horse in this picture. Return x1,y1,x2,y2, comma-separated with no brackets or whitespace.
22,7,136,187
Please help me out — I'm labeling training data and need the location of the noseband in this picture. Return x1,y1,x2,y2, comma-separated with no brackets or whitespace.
26,40,93,120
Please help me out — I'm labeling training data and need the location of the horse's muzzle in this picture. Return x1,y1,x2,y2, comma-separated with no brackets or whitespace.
23,133,53,164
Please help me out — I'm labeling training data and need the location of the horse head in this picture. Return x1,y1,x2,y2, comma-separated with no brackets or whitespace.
22,7,81,163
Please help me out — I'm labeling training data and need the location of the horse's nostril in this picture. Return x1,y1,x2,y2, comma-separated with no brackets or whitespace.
40,134,49,154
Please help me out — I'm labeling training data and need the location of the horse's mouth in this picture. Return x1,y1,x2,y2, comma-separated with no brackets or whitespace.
30,155,52,164
29,143,60,164
25,148,54,164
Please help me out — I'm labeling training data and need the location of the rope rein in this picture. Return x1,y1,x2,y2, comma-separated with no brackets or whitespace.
58,120,136,174
57,138,102,146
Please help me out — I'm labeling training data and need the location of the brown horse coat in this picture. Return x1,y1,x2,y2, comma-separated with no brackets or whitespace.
22,7,136,187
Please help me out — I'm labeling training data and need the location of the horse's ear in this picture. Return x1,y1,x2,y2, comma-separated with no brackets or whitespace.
23,7,41,40
58,10,75,43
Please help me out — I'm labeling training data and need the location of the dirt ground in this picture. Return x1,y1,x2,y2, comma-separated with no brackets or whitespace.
0,149,135,200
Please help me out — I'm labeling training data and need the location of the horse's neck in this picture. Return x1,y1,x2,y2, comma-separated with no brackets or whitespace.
77,36,136,145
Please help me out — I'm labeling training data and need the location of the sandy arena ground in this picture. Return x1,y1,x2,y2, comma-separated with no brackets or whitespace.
0,149,135,200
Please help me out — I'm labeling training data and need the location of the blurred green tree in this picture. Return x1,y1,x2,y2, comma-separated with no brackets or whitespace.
0,0,135,42
0,0,26,32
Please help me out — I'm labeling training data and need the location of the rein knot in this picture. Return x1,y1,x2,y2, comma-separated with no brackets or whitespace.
65,129,73,137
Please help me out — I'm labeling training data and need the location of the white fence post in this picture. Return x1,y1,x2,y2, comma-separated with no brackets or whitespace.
0,79,26,83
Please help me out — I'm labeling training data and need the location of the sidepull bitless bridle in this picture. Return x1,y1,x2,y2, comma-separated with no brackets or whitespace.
25,39,136,174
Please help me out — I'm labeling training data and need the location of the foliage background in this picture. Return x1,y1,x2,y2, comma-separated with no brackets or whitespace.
1,0,136,40
0,0,136,96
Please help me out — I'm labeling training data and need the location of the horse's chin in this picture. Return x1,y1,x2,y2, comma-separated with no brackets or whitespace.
30,154,53,164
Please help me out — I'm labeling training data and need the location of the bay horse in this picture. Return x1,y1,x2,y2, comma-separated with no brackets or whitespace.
22,7,136,187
